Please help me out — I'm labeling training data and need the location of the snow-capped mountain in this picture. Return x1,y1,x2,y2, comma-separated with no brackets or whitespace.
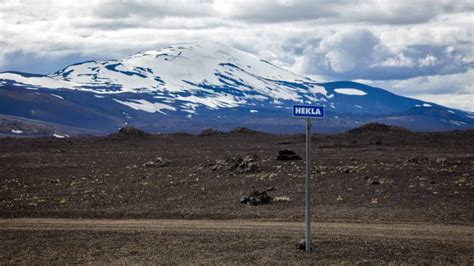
0,42,473,135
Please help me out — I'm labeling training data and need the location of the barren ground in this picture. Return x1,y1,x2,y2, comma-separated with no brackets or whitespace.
1,128,473,263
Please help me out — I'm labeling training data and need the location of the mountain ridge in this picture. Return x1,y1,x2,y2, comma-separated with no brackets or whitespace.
0,42,473,136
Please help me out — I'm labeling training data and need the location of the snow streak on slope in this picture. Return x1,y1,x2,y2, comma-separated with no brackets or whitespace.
334,88,367,96
0,72,76,89
113,99,176,114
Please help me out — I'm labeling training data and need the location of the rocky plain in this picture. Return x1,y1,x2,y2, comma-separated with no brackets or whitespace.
0,123,473,264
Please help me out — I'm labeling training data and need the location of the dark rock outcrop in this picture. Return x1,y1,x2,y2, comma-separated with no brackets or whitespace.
276,149,302,161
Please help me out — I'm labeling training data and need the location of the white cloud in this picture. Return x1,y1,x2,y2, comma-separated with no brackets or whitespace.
300,29,471,81
379,54,414,67
415,93,474,112
358,68,474,111
0,0,472,111
91,0,217,19
418,55,438,67
318,29,385,73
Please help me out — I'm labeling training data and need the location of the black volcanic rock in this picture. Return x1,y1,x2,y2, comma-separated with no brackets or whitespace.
227,154,259,174
230,127,261,134
240,190,273,206
199,128,224,136
276,149,302,161
109,126,149,138
347,123,411,134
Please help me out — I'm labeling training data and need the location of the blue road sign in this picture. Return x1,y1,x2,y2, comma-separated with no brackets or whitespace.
293,105,325,118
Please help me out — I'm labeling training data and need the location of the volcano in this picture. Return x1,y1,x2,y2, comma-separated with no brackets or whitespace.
1,42,473,136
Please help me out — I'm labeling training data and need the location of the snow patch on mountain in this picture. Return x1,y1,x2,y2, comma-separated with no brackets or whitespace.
0,72,76,89
40,42,311,99
177,95,233,109
449,120,467,126
334,88,367,96
309,85,328,95
113,99,176,114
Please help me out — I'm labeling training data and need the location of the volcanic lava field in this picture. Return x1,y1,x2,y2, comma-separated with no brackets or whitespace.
1,125,473,264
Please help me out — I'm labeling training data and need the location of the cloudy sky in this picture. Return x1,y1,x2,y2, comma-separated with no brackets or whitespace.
1,0,473,110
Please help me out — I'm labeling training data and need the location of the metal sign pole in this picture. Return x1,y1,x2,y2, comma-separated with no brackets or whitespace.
305,118,312,252
292,104,323,252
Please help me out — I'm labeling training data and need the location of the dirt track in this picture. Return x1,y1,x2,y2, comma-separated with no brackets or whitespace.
1,218,473,264
2,218,474,242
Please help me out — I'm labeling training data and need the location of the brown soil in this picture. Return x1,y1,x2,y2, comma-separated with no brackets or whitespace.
1,218,473,264
1,129,473,263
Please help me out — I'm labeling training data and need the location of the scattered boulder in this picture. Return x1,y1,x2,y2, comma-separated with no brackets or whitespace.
407,156,430,164
297,239,312,251
371,180,381,185
226,154,260,173
155,157,170,167
142,161,155,167
240,189,273,206
276,149,302,161
58,197,67,205
371,176,381,185
246,163,259,173
142,157,170,168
